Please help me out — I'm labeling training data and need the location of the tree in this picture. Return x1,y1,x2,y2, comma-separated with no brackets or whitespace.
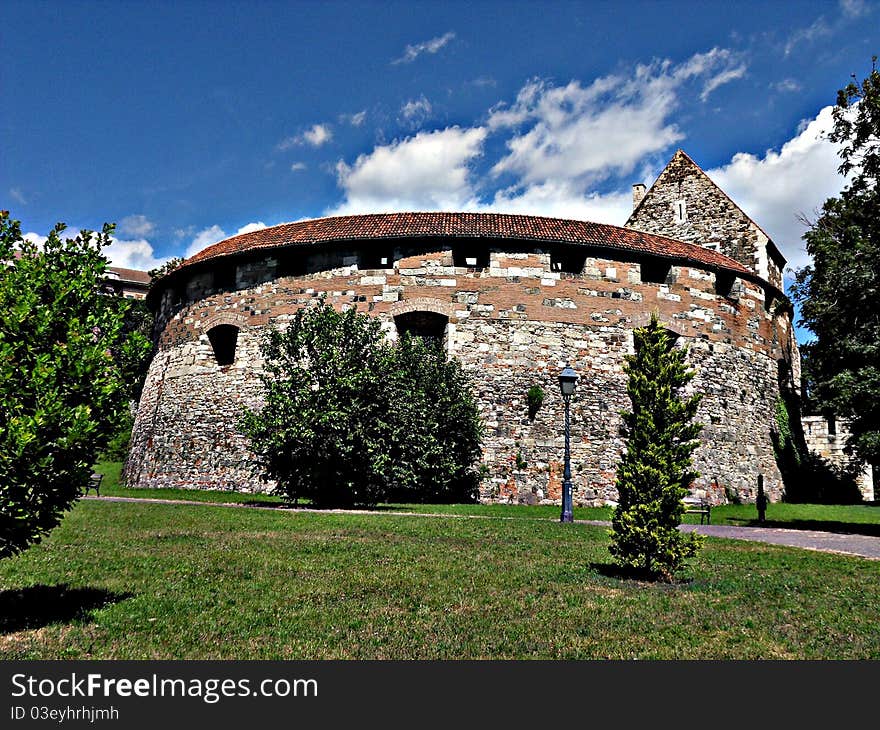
384,334,483,504
608,314,704,582
0,211,151,559
241,298,483,508
791,57,880,474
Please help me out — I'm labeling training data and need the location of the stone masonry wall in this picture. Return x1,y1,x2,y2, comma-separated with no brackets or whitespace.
626,151,785,290
802,416,875,501
126,240,798,505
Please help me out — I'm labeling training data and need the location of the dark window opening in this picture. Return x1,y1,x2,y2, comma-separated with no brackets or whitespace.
827,413,837,436
394,311,448,349
213,264,236,292
208,324,239,366
171,283,186,307
453,245,489,269
359,249,394,270
278,251,308,278
550,248,587,275
715,271,736,298
640,259,672,284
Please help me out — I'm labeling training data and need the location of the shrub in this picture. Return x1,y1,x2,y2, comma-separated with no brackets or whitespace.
527,385,544,420
242,298,483,507
608,314,704,581
0,212,151,558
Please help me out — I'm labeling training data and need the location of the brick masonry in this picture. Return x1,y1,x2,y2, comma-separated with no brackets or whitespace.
125,235,801,506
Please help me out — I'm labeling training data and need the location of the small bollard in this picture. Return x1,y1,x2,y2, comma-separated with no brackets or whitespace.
756,473,767,525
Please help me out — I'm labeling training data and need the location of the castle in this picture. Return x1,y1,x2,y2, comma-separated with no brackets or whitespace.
123,150,874,505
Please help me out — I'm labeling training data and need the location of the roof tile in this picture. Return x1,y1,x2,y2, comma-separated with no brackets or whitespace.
178,212,752,277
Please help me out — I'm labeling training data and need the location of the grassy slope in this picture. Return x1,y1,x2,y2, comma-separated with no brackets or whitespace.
1,498,879,660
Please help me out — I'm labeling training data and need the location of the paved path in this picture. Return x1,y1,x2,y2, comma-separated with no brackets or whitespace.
84,496,880,561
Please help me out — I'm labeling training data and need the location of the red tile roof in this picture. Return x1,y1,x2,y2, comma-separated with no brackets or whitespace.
108,266,151,285
176,212,753,280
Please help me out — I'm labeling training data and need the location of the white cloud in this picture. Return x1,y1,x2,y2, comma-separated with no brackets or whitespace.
699,64,747,102
277,123,333,150
707,105,847,275
22,231,48,247
117,214,155,238
482,182,633,224
328,48,753,223
105,238,168,271
9,188,28,206
488,49,747,189
185,225,227,258
392,31,455,65
303,124,332,146
341,110,367,127
400,96,432,125
330,126,488,214
235,221,267,235
771,78,802,93
19,226,167,271
184,222,268,258
784,17,832,56
840,0,868,18
290,162,307,172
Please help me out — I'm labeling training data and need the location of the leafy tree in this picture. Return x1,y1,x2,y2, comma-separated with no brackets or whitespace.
791,57,880,474
608,314,704,582
147,257,185,289
384,334,483,503
0,212,151,558
241,298,483,508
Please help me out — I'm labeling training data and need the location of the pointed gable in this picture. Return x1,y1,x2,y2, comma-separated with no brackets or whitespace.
625,149,785,290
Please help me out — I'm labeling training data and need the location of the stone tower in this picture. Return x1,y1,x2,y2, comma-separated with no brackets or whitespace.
625,149,787,291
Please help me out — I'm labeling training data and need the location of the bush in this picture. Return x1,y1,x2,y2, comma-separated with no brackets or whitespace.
0,212,151,558
608,314,704,581
242,299,483,508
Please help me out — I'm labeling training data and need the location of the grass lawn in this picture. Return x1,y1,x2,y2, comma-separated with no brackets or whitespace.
94,460,880,535
1,493,879,659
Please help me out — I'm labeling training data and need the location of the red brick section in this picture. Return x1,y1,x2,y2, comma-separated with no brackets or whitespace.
180,212,751,276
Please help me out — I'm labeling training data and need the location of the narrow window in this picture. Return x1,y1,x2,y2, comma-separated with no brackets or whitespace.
394,311,448,349
359,249,394,270
715,271,736,298
207,324,239,366
550,248,586,275
674,199,687,223
213,264,236,292
640,258,672,284
453,245,489,269
278,251,308,278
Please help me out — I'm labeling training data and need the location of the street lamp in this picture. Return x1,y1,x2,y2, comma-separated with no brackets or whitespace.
558,364,578,523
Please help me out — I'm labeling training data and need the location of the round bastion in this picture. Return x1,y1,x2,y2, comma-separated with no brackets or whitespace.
125,209,799,507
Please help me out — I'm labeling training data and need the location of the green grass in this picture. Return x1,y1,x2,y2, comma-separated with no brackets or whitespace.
1,497,879,659
94,461,880,535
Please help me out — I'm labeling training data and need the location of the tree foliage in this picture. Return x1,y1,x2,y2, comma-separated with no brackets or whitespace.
241,298,483,508
791,57,880,469
608,314,704,581
0,211,151,558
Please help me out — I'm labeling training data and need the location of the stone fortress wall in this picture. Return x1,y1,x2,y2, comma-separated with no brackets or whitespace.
129,149,863,507
125,223,798,506
801,416,875,501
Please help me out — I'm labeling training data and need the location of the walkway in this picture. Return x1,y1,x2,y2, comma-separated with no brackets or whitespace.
84,496,880,561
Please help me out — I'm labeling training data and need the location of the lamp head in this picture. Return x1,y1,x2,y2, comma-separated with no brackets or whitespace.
558,365,578,398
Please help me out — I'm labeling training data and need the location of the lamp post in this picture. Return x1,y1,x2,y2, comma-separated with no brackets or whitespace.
558,364,578,523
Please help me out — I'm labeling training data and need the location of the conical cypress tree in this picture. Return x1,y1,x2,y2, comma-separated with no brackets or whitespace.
608,313,705,581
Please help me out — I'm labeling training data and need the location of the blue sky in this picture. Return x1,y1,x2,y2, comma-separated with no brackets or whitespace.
3,0,878,340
